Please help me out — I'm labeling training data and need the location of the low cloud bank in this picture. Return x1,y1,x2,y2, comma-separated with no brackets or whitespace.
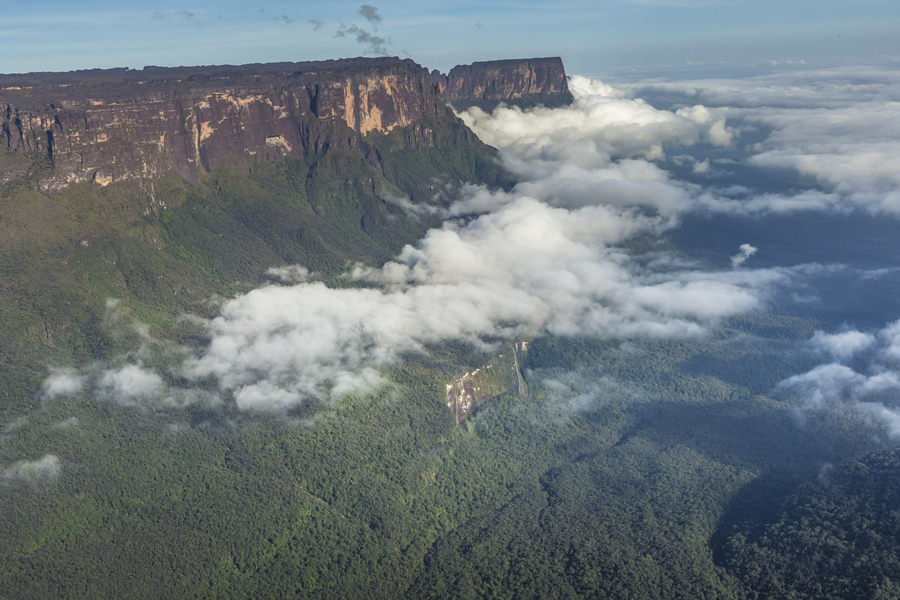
457,75,732,219
779,321,900,439
623,67,900,215
184,197,764,410
46,67,900,413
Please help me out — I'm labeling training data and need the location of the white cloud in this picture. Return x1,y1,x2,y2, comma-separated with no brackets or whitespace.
41,367,85,399
458,75,733,198
809,329,877,360
97,364,166,405
879,320,900,361
265,265,312,284
746,103,900,213
623,67,900,215
183,195,767,410
730,243,757,268
779,320,900,440
2,454,61,484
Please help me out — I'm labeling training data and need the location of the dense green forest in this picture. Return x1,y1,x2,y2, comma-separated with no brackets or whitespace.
1,309,893,598
720,448,900,600
2,121,899,598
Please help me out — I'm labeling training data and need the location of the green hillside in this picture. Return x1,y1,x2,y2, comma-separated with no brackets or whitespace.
0,116,503,417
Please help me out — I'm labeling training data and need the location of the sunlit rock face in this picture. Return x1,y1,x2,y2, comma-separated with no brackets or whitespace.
439,57,573,110
446,341,529,424
0,56,571,191
0,58,448,189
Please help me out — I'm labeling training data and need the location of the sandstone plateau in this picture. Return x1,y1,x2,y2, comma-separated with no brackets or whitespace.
0,57,572,191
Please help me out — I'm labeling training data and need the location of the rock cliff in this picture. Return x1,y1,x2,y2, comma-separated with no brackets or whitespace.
438,57,573,111
0,58,454,189
446,340,529,424
0,56,571,190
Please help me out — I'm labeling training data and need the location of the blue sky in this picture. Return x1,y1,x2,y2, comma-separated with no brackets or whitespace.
2,1,898,75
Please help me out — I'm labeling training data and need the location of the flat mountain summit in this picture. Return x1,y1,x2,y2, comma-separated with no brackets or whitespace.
1,56,571,189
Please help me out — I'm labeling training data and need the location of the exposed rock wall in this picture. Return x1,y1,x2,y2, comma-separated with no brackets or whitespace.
0,58,447,189
439,57,573,110
0,56,571,190
446,340,529,424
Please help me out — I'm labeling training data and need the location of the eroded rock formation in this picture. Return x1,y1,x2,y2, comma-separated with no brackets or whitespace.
439,57,573,110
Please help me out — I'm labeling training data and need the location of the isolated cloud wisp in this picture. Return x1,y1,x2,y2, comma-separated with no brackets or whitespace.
334,4,388,55
730,243,757,268
2,454,61,484
359,5,382,26
335,25,388,55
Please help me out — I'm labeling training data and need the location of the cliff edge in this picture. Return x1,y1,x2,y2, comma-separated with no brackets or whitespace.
0,57,456,190
0,56,571,191
437,57,573,111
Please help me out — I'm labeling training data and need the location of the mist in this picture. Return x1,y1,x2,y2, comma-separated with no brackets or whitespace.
779,321,900,440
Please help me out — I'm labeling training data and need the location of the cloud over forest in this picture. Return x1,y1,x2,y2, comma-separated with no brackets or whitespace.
2,454,61,484
779,320,900,440
42,67,900,413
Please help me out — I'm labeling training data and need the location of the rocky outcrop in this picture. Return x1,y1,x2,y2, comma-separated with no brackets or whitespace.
438,57,573,111
0,58,449,189
446,340,529,424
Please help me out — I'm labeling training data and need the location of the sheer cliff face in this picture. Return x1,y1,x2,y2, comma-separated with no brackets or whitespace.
0,56,570,190
0,58,446,188
440,57,573,110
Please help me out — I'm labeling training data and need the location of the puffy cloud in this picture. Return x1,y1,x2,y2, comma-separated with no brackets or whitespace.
2,454,61,484
184,196,767,409
454,77,743,222
459,75,733,180
730,243,757,268
779,320,900,440
879,320,900,361
97,364,166,405
41,367,85,399
624,67,900,215
809,329,877,360
746,103,900,213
